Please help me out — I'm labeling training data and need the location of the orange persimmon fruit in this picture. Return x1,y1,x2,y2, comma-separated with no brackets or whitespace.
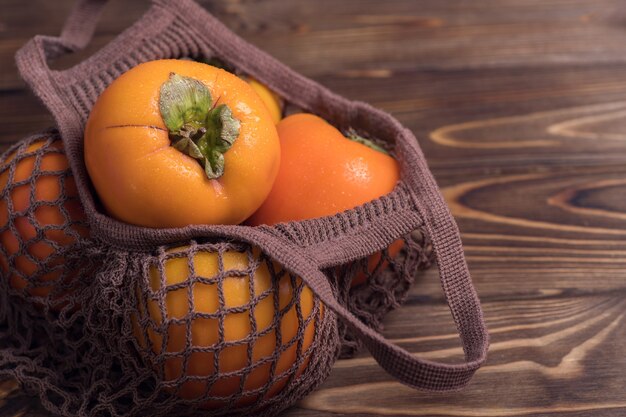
0,139,89,300
246,77,282,124
191,57,282,124
247,113,401,286
133,246,321,408
84,59,280,228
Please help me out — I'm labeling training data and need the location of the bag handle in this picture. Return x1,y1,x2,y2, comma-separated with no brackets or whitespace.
256,124,489,390
18,0,122,67
27,0,186,60
51,0,108,58
291,188,487,390
15,0,173,81
226,209,488,391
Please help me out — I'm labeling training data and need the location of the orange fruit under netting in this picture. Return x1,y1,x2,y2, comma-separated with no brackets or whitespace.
132,244,323,409
0,137,89,304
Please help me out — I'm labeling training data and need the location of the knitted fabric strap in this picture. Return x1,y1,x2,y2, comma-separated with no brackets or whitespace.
37,0,108,60
14,0,489,392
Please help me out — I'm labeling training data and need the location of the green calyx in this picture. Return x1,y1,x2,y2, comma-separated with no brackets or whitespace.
345,128,389,155
159,72,240,179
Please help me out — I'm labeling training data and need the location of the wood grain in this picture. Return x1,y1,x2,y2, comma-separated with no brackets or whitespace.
1,0,625,416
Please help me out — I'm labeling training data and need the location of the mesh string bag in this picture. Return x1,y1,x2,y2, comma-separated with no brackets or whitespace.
2,0,489,415
0,130,126,416
332,229,433,358
0,131,93,312
0,138,339,416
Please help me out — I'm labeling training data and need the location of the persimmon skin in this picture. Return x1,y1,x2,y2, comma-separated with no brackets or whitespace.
247,78,282,124
84,59,280,228
0,140,89,299
134,247,321,408
247,113,400,225
247,114,402,286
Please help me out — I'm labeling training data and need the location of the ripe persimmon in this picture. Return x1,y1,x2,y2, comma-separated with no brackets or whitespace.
191,57,282,124
246,77,282,124
0,138,89,300
133,246,321,408
84,59,280,228
247,114,401,286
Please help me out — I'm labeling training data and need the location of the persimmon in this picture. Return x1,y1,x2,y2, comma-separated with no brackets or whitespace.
133,246,321,408
84,59,280,228
246,77,282,124
192,58,282,124
247,113,402,286
0,138,89,300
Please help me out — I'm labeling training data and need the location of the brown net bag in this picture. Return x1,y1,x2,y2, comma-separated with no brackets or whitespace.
1,0,489,415
332,230,433,358
0,131,93,311
0,133,338,416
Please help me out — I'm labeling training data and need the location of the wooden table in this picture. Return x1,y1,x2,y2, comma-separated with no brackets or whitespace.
2,0,625,416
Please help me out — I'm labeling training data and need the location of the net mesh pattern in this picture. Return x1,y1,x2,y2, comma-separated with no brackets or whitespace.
333,230,433,358
0,132,95,312
0,138,339,414
127,241,337,416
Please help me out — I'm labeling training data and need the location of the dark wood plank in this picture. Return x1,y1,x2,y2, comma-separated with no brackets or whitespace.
1,0,626,416
293,291,626,416
4,0,626,88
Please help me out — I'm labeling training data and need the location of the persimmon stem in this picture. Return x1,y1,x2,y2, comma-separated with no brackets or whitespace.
345,128,389,155
159,72,240,179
